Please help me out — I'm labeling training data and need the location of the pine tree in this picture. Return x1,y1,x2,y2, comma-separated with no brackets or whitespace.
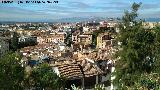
114,2,160,89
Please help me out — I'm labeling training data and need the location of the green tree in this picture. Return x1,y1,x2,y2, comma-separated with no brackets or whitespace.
0,52,24,90
114,2,160,89
26,64,66,90
10,32,19,51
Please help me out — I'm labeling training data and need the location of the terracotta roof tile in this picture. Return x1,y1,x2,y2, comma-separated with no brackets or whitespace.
55,62,83,80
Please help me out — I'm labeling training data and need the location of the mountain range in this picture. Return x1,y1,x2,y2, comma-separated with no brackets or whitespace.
0,17,160,23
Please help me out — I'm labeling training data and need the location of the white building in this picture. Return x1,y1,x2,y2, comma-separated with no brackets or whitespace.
18,36,37,43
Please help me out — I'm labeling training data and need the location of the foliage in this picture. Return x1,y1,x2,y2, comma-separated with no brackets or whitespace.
10,32,19,51
71,84,81,90
0,52,24,90
0,52,66,90
65,32,72,47
70,84,106,90
114,2,160,89
139,73,160,90
19,40,38,48
26,64,66,90
94,84,105,90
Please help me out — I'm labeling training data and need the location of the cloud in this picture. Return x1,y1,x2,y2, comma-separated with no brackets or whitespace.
105,1,129,7
141,3,160,10
68,1,90,8
0,6,43,15
0,0,160,21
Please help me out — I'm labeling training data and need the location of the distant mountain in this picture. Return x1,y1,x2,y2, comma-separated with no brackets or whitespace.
54,17,107,23
53,17,160,23
0,17,160,23
145,18,160,22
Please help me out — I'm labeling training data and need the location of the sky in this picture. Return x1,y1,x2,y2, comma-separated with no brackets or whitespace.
0,0,160,22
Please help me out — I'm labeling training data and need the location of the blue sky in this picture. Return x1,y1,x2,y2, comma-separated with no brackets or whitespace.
0,0,160,22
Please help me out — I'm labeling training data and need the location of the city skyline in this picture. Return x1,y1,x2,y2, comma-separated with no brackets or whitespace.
0,0,160,22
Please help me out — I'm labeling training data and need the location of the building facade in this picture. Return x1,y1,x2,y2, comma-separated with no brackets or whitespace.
97,33,112,49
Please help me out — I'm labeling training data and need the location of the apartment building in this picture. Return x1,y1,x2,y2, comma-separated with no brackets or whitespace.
97,33,112,49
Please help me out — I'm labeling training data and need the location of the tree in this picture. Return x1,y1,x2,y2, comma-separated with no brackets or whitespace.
26,64,66,90
114,2,160,89
10,32,19,51
0,52,25,89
